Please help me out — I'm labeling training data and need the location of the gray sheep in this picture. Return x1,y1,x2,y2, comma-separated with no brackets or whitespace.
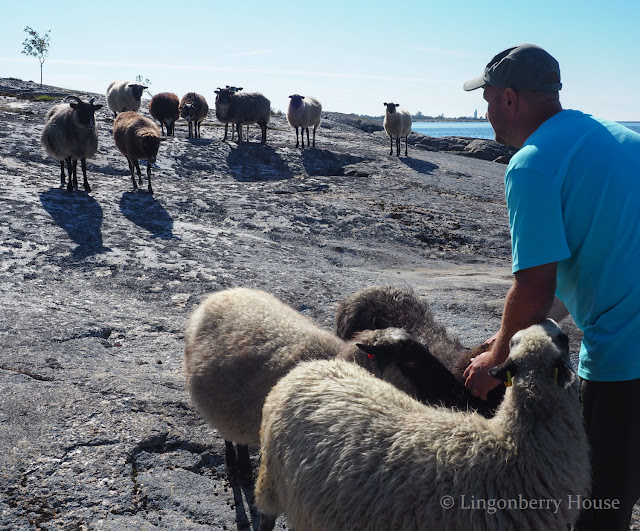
183,287,436,485
106,80,147,117
256,320,590,531
112,111,161,194
214,88,270,144
286,94,322,148
383,102,412,156
179,92,209,139
218,85,245,141
40,96,103,192
149,92,180,136
335,285,503,416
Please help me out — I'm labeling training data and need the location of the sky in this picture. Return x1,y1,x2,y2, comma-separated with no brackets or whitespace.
2,0,639,121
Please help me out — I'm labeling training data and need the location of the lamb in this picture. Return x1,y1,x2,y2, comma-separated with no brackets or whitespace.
214,88,270,144
286,94,322,148
335,285,503,415
112,111,161,194
183,287,439,485
106,80,147,117
255,320,590,531
148,92,179,136
179,92,209,139
40,95,103,192
383,102,412,156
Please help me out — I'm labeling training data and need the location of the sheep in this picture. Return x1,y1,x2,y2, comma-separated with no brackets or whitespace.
106,80,147,117
40,95,103,192
183,287,439,485
383,102,412,156
218,85,244,141
255,320,590,531
112,111,161,194
179,92,209,139
148,92,179,136
286,94,322,148
335,285,503,415
214,87,270,144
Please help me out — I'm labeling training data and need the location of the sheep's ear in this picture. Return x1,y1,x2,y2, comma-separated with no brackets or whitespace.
552,331,570,354
555,361,576,389
93,104,103,111
394,103,400,108
289,95,294,99
238,87,243,91
383,102,388,106
488,361,517,384
372,316,392,330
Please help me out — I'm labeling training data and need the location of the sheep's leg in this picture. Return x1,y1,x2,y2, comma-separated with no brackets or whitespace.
258,515,276,531
65,157,74,192
224,123,230,141
236,444,253,485
72,159,79,188
295,126,300,148
146,162,153,194
389,136,393,156
313,124,317,147
59,161,66,187
225,440,238,476
305,127,310,149
127,158,138,190
236,124,243,143
404,135,408,156
188,121,193,138
396,136,401,156
80,158,90,192
260,123,267,144
134,162,144,186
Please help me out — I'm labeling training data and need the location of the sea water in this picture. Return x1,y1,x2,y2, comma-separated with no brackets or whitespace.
412,121,640,139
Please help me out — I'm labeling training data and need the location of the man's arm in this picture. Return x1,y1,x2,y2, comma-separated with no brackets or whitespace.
463,262,558,399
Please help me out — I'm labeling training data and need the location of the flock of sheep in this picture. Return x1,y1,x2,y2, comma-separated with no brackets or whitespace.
39,80,417,194
184,285,591,531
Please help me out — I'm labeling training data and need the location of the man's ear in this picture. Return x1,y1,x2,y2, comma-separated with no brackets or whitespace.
504,87,518,113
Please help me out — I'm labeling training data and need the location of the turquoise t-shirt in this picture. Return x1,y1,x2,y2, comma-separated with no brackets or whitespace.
505,109,640,381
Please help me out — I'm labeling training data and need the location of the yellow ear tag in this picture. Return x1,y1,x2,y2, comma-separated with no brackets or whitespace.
505,370,513,388
554,367,559,385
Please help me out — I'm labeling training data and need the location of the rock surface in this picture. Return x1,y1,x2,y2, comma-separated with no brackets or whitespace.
0,78,636,530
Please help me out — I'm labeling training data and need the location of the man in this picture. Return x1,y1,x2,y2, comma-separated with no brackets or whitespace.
462,44,640,529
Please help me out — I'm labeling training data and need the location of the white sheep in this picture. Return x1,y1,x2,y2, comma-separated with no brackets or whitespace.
214,88,270,144
286,94,322,148
256,320,590,531
106,80,147,117
112,111,161,193
40,96,103,192
183,287,436,485
383,102,412,156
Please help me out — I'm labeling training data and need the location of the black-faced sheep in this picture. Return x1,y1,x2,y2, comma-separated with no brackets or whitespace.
40,96,103,192
255,320,590,531
335,285,503,416
112,111,161,194
214,88,270,144
106,80,147,117
179,92,209,139
383,102,412,156
183,287,437,485
286,94,322,148
149,92,179,136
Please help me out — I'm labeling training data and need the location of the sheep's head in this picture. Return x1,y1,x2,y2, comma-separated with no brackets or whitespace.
488,320,575,391
139,133,160,162
128,83,147,101
214,88,233,105
353,327,466,405
226,85,243,93
66,96,103,130
384,102,400,115
180,102,196,120
289,94,304,109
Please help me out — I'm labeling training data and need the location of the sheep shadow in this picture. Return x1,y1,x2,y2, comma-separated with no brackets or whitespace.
226,144,294,182
301,149,365,177
119,192,176,239
400,157,439,175
39,188,109,258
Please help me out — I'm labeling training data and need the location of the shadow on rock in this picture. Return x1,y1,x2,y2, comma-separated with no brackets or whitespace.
39,188,109,258
227,144,294,182
119,192,176,239
400,157,438,175
302,149,365,177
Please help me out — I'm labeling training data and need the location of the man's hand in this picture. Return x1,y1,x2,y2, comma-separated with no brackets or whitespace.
463,349,502,400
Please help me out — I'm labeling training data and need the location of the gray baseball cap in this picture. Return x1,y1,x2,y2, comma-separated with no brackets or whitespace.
463,44,562,92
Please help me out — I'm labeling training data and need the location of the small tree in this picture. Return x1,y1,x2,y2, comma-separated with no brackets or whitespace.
136,75,153,97
22,26,51,86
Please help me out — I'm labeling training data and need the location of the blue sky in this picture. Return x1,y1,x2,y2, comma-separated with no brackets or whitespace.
2,0,639,120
